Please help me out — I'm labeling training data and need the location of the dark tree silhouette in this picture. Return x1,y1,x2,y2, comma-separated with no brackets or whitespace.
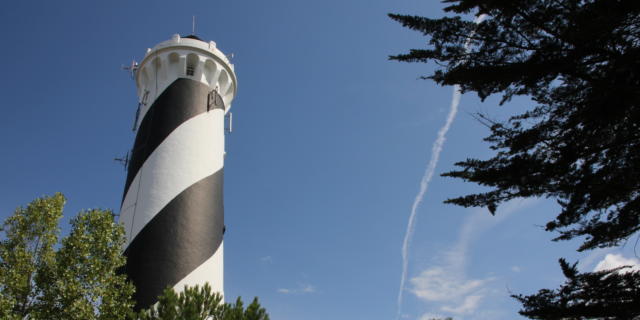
512,259,640,319
390,0,640,318
389,0,640,251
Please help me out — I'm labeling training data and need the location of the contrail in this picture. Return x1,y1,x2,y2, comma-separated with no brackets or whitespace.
396,14,486,319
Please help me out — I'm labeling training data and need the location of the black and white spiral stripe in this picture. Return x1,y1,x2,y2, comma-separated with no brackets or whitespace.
120,78,226,310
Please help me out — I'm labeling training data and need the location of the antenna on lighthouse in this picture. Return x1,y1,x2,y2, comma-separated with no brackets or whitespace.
114,151,130,170
192,16,196,35
225,112,233,133
121,60,138,79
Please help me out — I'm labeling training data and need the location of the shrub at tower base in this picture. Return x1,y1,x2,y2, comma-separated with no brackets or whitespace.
136,284,269,320
0,194,269,320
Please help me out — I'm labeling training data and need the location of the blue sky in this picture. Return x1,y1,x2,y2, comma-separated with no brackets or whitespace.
1,1,638,319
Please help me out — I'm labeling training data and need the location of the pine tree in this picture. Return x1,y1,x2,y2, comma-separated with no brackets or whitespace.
136,283,269,320
390,0,640,318
389,0,640,251
512,259,640,319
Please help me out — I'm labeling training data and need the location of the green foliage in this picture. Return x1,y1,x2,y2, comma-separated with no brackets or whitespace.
0,193,135,319
136,283,269,320
512,258,640,319
0,193,63,320
1,195,270,319
389,0,640,251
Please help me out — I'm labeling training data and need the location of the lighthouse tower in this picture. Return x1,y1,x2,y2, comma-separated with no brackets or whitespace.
120,34,237,310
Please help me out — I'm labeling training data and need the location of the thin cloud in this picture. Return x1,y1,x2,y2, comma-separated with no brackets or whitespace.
410,245,494,316
277,283,316,295
419,312,447,320
411,267,492,303
260,256,273,264
301,284,316,293
410,199,536,317
594,253,640,273
441,294,484,314
396,14,487,318
578,247,614,271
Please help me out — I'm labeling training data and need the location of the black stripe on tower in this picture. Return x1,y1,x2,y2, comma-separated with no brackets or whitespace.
123,78,225,201
124,171,224,311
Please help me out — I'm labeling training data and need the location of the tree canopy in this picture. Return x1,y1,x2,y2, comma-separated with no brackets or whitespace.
390,0,640,318
136,283,269,320
389,0,640,251
0,193,135,320
512,258,640,319
0,194,270,320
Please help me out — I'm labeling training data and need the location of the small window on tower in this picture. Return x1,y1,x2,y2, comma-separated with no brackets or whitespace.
186,54,198,77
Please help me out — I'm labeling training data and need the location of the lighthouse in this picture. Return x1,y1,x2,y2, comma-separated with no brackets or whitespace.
119,34,237,310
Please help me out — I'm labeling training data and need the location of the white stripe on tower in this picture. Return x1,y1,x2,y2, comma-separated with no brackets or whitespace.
119,34,237,311
120,112,224,246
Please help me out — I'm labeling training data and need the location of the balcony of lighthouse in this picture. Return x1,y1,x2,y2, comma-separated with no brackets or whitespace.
133,34,237,128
